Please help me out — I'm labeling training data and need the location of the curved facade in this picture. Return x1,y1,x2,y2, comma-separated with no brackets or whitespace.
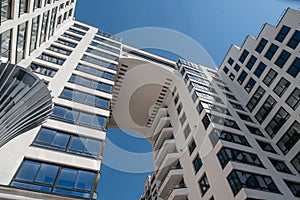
0,62,52,147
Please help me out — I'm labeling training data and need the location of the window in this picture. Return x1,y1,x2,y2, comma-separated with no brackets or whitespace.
186,74,210,85
244,78,256,93
62,33,81,41
177,103,182,114
60,88,110,109
207,114,240,130
55,38,77,48
0,0,12,24
227,58,234,65
255,95,276,124
246,55,257,70
174,94,179,105
68,28,85,36
184,67,207,78
191,82,216,93
90,41,120,54
199,173,210,196
19,0,28,16
284,180,300,198
16,22,27,63
73,23,89,31
234,64,240,72
202,115,210,129
255,38,268,53
223,66,229,74
246,125,264,137
277,121,300,155
237,113,253,122
254,62,266,78
48,7,57,37
68,74,113,93
0,29,11,61
11,159,96,198
193,154,202,173
273,77,290,97
275,25,290,42
229,73,235,80
195,91,223,104
291,152,300,174
247,86,265,112
287,30,300,49
287,57,300,78
224,93,237,101
31,63,57,77
265,107,290,138
227,170,280,196
237,70,247,85
265,44,278,60
30,16,39,53
40,11,49,44
47,45,71,56
230,101,244,111
269,158,292,174
94,35,121,48
201,101,230,115
188,139,196,155
210,129,250,147
81,55,116,70
183,124,191,139
256,140,277,154
86,47,118,61
263,68,278,86
33,127,102,158
217,147,263,169
76,64,115,80
38,53,65,65
286,88,300,110
239,49,249,63
179,112,186,125
217,84,231,92
51,105,106,130
275,50,291,68
33,0,41,10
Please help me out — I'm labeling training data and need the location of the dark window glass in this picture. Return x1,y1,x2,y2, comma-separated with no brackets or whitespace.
244,77,256,93
230,101,244,111
19,0,28,16
269,158,292,174
174,94,179,105
68,28,85,36
93,35,120,48
183,124,191,139
239,50,249,63
210,129,250,147
195,91,223,104
208,114,240,130
254,62,266,78
229,73,235,80
81,55,116,70
202,114,210,130
227,170,280,196
234,64,240,72
31,63,57,77
273,77,290,97
246,86,265,112
186,74,210,85
90,41,120,54
40,11,49,44
199,173,210,197
275,25,291,42
48,7,57,37
38,53,65,65
255,95,276,123
227,58,234,65
246,125,264,137
284,180,300,198
255,38,268,53
264,44,278,60
265,107,290,138
55,38,77,48
224,93,238,101
277,121,300,155
246,55,257,70
287,57,300,78
33,0,41,10
256,140,277,154
73,23,89,31
237,113,253,122
47,45,71,56
217,147,263,169
86,47,118,61
192,82,216,93
197,101,203,114
1,0,12,23
16,22,27,63
179,112,186,125
30,16,39,52
263,69,278,86
188,139,196,155
223,66,229,74
177,103,182,114
287,30,300,49
291,152,300,174
275,50,291,68
193,154,202,173
201,101,231,115
62,33,81,41
237,70,247,85
76,64,115,80
286,88,300,110
0,29,12,61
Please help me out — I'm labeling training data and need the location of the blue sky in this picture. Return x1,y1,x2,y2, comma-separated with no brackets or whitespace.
74,1,300,199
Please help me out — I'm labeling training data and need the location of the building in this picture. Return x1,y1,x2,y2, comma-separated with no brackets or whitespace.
0,1,299,200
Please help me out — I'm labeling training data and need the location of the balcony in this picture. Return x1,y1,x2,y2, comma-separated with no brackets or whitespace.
154,136,175,160
155,142,177,169
151,108,168,130
153,128,173,151
153,116,172,138
167,187,188,200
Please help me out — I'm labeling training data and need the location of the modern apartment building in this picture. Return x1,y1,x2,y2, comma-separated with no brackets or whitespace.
0,1,299,200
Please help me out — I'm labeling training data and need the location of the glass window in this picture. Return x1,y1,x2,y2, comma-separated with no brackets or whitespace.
196,91,223,104
246,55,257,70
30,63,57,77
244,77,256,93
265,107,290,138
68,28,85,36
1,0,12,23
16,22,27,63
223,66,229,74
90,41,120,54
40,11,49,44
199,173,210,197
255,95,276,124
246,86,265,112
254,62,266,78
33,0,41,10
186,74,210,85
210,129,250,147
0,29,11,61
237,113,253,122
48,7,57,37
179,112,186,125
275,49,291,68
55,38,77,48
264,44,278,60
229,73,235,80
255,38,268,53
93,35,121,48
277,121,300,155
224,93,237,101
76,64,115,80
234,64,240,72
38,53,65,65
237,70,247,85
287,57,300,78
86,47,119,61
188,139,196,155
269,158,292,174
62,33,81,41
193,154,202,173
73,23,89,31
256,140,277,154
263,68,278,86
183,124,191,139
287,30,300,49
227,58,234,65
19,0,28,16
275,25,290,42
239,49,249,63
286,88,300,110
217,147,263,169
81,55,116,70
291,152,300,174
246,125,264,137
273,77,290,97
230,101,245,111
284,180,300,198
30,16,39,53
209,114,240,130
227,170,280,196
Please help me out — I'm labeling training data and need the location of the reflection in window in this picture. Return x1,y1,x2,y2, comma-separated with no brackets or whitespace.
0,29,11,61
287,57,300,78
287,30,300,49
286,88,300,110
30,16,39,52
263,68,278,86
193,154,202,174
284,180,300,198
86,47,118,61
47,45,71,55
1,0,12,23
81,55,116,70
48,7,57,37
277,121,299,155
38,53,65,65
256,140,277,154
255,95,276,124
76,64,115,80
269,158,292,174
265,107,290,138
40,11,49,44
273,77,290,97
199,173,210,197
16,22,27,63
19,0,28,16
55,38,77,48
265,44,278,60
244,77,256,93
31,63,57,77
291,152,300,174
247,86,265,112
209,129,250,147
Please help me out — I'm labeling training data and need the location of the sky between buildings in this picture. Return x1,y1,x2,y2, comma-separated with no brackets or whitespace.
74,1,300,199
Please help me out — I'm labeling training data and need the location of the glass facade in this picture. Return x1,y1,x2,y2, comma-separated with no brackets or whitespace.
16,22,27,63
